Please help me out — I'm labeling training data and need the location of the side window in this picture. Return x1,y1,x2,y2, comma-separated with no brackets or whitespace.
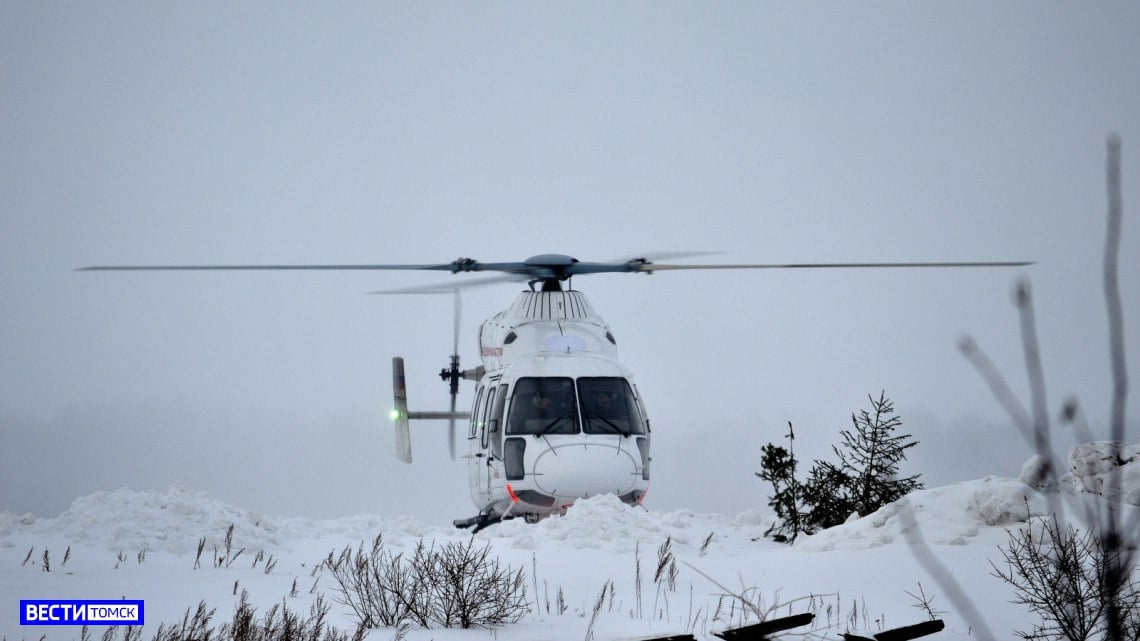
480,387,497,449
469,387,485,439
488,383,508,458
633,384,651,433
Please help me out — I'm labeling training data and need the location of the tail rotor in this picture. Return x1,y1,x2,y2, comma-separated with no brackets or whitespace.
442,290,461,460
390,289,472,463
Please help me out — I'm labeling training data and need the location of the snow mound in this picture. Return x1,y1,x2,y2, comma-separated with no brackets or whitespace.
1,487,775,558
0,483,282,554
0,483,419,555
6,475,1068,560
778,440,1140,553
486,495,772,553
1019,454,1052,488
794,477,1045,552
1061,441,1140,505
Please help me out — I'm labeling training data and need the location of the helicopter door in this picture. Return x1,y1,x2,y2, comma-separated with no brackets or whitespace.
485,383,508,490
473,380,503,500
467,386,487,503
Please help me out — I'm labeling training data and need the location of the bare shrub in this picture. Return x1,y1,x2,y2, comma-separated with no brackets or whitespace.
325,534,427,628
993,513,1140,640
419,537,529,629
325,534,528,630
225,591,358,641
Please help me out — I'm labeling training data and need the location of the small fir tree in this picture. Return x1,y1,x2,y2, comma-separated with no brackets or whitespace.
758,391,923,539
802,459,859,530
756,422,812,541
820,391,923,525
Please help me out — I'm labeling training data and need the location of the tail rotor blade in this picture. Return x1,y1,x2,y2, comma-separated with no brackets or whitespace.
392,357,413,464
448,395,458,461
452,289,461,357
449,288,460,461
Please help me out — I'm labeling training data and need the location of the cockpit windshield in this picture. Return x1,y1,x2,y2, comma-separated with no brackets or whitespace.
506,377,580,436
578,377,647,436
506,376,647,436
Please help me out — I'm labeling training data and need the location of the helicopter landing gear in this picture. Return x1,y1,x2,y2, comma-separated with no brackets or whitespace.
455,509,540,532
453,513,508,533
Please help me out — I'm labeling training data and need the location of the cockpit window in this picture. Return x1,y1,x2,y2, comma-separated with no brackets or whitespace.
506,377,580,435
504,376,646,436
578,377,647,435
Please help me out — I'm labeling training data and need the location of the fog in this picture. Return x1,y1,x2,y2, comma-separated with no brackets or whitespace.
2,3,1138,524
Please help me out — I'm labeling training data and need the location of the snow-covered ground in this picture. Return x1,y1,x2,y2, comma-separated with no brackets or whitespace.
3,449,1138,641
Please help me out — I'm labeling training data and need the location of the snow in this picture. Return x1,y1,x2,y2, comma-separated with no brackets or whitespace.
3,447,1138,641
1063,441,1140,505
793,477,1047,552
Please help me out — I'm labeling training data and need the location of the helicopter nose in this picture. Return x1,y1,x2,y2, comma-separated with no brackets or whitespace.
531,442,639,498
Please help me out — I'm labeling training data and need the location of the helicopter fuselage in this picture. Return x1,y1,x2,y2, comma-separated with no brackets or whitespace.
464,289,650,521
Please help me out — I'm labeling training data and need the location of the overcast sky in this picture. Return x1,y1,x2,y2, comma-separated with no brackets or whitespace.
3,3,1138,524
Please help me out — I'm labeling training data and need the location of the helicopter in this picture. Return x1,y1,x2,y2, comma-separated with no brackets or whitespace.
81,253,1031,531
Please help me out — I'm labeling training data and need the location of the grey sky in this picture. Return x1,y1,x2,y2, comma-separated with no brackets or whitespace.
2,3,1138,524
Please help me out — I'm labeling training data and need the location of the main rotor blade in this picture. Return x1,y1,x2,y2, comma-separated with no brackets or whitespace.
78,263,461,272
605,250,724,263
79,256,1034,282
637,260,1033,272
368,274,527,294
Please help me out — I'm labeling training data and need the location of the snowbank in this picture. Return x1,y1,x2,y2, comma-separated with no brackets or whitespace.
1,473,1121,641
0,483,427,555
485,494,772,553
1060,441,1140,505
794,477,1046,551
797,440,1140,553
7,442,1140,640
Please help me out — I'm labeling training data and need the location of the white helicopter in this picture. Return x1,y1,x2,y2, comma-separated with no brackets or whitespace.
82,253,1030,531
